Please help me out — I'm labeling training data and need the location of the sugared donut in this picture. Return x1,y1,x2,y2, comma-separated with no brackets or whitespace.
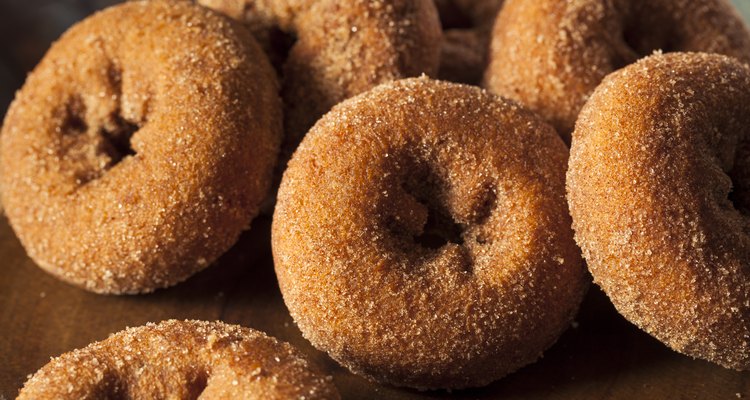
567,53,750,370
272,77,588,389
197,0,442,152
435,0,504,84
484,0,750,142
17,320,341,399
0,0,282,294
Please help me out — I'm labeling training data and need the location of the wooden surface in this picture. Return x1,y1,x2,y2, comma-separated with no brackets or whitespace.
2,1,750,399
1,216,749,399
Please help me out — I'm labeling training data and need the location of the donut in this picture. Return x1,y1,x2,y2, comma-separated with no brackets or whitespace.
435,0,504,84
17,320,341,399
194,0,293,71
567,52,750,370
197,0,442,154
272,77,588,389
0,0,282,294
484,0,750,142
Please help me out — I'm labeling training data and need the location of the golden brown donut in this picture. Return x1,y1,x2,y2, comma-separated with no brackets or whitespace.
272,77,588,389
0,0,282,294
197,0,442,153
484,0,750,143
17,320,341,399
435,0,504,84
568,52,750,370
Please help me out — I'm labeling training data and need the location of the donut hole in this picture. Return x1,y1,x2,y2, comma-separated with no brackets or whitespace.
62,96,88,136
414,202,464,249
400,161,465,250
728,186,745,213
59,66,139,185
702,115,750,216
60,102,139,186
97,65,138,168
728,176,750,214
726,145,750,215
267,27,297,72
185,368,210,400
87,371,129,399
58,96,104,184
97,387,128,400
614,10,677,69
97,113,138,168
89,368,208,399
622,26,674,57
435,0,473,30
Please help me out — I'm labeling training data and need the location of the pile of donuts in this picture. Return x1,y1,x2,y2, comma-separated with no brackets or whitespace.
3,0,750,397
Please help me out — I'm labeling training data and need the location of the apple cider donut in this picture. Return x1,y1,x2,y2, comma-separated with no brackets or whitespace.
197,0,442,153
17,320,341,399
568,53,750,370
485,0,750,142
435,0,505,84
0,0,282,294
272,77,588,389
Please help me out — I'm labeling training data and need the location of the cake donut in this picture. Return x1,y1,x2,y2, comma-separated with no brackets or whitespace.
272,77,588,389
197,0,442,152
435,0,504,84
17,320,341,399
484,0,750,142
568,53,750,370
0,0,282,294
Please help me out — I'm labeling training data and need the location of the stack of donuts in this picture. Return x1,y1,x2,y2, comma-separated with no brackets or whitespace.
2,0,749,397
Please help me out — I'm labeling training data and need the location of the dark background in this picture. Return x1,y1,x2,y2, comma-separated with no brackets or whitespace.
0,0,120,113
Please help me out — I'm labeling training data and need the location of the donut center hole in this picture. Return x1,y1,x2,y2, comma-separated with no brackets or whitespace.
403,164,465,250
436,1,473,29
415,202,464,249
728,187,745,213
186,369,209,400
97,114,138,168
87,371,128,399
62,96,88,135
101,389,128,400
622,26,673,57
60,100,139,185
269,27,296,71
614,9,677,69
725,173,750,221
91,369,208,399
239,0,297,62
727,144,750,215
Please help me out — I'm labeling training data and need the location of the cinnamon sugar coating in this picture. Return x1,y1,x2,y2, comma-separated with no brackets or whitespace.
17,320,340,399
0,0,282,294
197,0,442,154
568,53,750,370
272,77,587,389
484,0,750,143
435,0,504,84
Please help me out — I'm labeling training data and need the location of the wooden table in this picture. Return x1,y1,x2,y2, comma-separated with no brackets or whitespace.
1,216,748,399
